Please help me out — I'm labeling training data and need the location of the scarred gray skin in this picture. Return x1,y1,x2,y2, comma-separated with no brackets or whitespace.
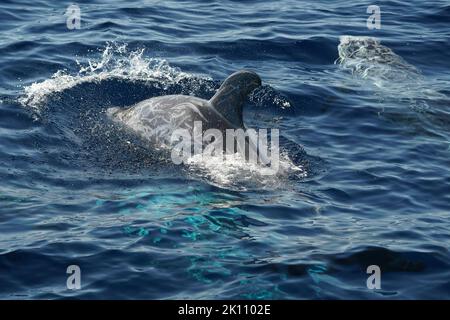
107,70,262,147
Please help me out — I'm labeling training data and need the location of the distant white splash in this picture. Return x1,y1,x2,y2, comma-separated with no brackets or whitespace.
19,43,201,110
336,35,446,103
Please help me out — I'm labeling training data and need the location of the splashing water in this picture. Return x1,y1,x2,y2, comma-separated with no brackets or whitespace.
19,43,207,111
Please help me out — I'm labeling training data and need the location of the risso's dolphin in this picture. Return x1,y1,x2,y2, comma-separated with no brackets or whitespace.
336,35,448,105
336,35,420,85
107,70,269,163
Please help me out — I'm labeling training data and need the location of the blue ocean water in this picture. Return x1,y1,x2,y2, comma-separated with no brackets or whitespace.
0,0,449,299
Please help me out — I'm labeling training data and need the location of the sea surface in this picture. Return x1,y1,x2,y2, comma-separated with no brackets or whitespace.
0,0,449,299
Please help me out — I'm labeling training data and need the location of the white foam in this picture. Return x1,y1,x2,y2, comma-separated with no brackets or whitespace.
186,151,306,191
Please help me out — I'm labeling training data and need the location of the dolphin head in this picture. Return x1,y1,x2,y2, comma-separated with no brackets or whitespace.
209,70,262,128
219,70,262,97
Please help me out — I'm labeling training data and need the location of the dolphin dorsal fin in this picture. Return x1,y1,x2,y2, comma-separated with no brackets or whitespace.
209,70,261,128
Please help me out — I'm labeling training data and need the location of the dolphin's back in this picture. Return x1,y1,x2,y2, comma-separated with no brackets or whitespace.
107,70,262,151
108,95,209,145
